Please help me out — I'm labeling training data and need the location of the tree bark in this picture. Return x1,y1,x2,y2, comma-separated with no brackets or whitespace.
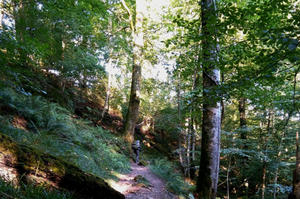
290,68,300,199
122,0,144,144
238,97,247,139
196,0,221,198
261,110,273,199
0,0,4,30
292,132,300,199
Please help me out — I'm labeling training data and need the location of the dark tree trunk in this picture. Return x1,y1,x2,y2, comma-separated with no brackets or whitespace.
238,97,247,139
291,132,300,199
196,0,221,198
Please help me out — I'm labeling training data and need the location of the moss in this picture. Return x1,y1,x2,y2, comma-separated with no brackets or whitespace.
0,132,124,199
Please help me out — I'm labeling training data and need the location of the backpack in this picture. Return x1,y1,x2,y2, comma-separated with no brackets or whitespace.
132,140,140,150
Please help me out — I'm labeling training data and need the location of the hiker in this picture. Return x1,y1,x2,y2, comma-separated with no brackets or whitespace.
132,140,141,164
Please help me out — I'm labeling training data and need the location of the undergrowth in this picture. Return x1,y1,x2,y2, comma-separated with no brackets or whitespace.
0,178,74,199
148,156,193,197
0,87,131,180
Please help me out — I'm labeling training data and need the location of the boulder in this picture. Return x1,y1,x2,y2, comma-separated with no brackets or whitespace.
0,133,124,199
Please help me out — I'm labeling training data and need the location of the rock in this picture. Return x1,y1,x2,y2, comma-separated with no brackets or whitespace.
0,133,124,199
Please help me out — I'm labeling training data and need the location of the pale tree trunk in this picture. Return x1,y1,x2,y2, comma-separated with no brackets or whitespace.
122,0,144,144
196,0,221,198
177,76,185,168
101,17,119,121
101,67,111,120
13,0,27,64
0,0,4,30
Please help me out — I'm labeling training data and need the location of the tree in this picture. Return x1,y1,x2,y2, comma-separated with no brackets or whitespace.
122,0,145,144
196,0,221,198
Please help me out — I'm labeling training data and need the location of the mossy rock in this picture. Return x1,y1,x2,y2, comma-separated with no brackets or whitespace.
133,175,151,188
0,133,124,199
138,160,149,166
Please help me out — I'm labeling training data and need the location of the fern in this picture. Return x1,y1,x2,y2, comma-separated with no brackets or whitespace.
0,88,131,181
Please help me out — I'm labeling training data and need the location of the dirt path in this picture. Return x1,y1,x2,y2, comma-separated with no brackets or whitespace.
110,162,178,199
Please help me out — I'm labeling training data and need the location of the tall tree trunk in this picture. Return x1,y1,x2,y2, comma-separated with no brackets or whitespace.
221,72,225,124
262,110,273,199
177,77,185,169
196,0,221,198
238,97,247,139
101,70,111,120
122,0,144,144
0,0,4,30
238,97,248,193
292,132,300,199
226,157,231,199
275,68,299,198
186,118,191,178
13,0,27,64
290,68,300,199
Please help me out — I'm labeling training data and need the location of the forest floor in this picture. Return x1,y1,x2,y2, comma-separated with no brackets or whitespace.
110,162,178,199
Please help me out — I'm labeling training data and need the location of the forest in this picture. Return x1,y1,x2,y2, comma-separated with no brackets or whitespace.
0,0,299,199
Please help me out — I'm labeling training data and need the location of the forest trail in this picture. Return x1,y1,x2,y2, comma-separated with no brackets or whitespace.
110,162,178,199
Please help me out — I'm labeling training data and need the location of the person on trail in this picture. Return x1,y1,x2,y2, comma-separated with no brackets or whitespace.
132,140,141,164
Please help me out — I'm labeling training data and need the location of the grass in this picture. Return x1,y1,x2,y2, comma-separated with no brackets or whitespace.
0,87,131,181
0,178,74,199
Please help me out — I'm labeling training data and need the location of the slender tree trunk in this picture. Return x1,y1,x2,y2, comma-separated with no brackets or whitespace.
221,72,225,124
262,110,273,199
238,97,247,139
177,76,186,168
226,157,231,199
186,118,191,178
192,121,196,161
13,0,27,64
292,132,300,199
101,71,111,120
122,0,144,144
196,0,221,198
0,0,4,30
275,68,299,198
262,163,266,199
238,97,249,194
290,68,300,199
191,68,198,162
